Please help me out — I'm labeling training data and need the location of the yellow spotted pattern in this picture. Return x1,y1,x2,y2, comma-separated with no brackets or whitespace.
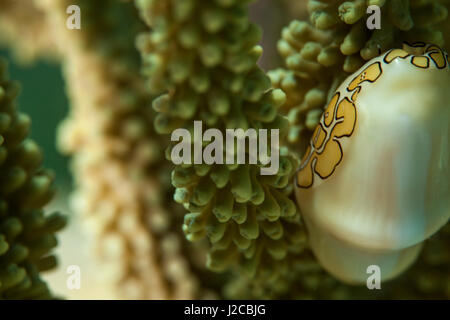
296,43,449,188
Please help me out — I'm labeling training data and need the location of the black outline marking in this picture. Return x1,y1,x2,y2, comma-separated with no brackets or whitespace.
296,157,315,189
351,87,361,102
312,124,327,149
425,45,441,53
383,49,410,64
411,55,430,69
403,41,426,48
428,51,447,69
322,92,340,128
334,98,357,138
346,62,383,93
314,139,344,180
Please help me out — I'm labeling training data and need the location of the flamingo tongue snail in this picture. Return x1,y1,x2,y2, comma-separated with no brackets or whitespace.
295,43,450,284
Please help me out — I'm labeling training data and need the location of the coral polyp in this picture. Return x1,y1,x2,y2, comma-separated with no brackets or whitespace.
0,60,66,299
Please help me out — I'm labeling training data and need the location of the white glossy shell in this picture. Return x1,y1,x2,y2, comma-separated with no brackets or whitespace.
295,43,450,284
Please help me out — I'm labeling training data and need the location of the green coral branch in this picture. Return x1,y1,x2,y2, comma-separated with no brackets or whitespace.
0,59,66,299
135,0,307,277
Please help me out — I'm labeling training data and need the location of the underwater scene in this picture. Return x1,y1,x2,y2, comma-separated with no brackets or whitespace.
0,0,448,301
